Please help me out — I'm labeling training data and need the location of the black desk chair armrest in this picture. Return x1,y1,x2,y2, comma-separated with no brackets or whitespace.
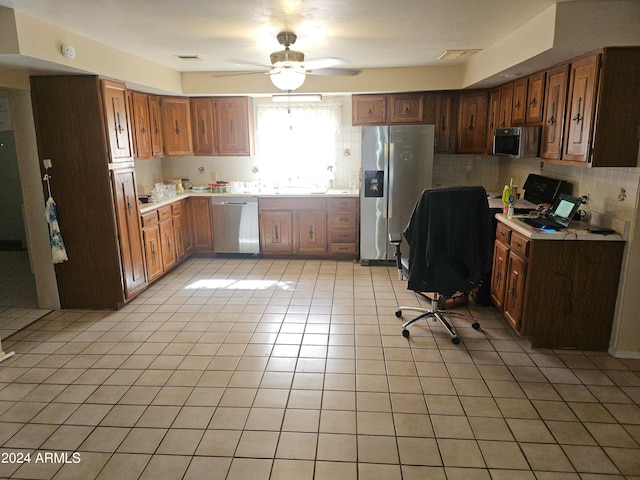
389,233,403,279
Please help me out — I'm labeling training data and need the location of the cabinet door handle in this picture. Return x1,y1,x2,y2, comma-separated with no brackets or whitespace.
151,244,157,263
441,115,447,131
548,101,557,125
126,196,133,215
274,224,279,241
404,105,411,114
140,117,146,134
572,97,583,123
175,120,180,134
308,225,314,240
116,112,125,133
529,97,537,107
468,114,474,131
508,272,519,297
201,120,206,135
229,120,235,135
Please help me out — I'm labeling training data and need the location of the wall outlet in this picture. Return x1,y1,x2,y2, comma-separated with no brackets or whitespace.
43,158,52,169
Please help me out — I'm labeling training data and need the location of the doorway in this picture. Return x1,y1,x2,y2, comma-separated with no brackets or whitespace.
0,107,49,338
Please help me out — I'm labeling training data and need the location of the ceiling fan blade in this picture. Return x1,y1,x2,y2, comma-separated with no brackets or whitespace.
303,57,347,70
227,58,272,69
307,68,361,77
210,71,269,78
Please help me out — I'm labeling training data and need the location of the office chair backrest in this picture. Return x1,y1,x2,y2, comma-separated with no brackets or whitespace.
403,186,493,295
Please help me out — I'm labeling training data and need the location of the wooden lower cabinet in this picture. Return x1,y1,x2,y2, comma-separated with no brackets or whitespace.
296,210,327,254
159,205,178,271
259,197,359,258
491,219,624,350
328,197,359,256
140,202,185,282
173,202,188,261
260,210,293,254
141,211,164,283
188,196,214,252
112,169,147,299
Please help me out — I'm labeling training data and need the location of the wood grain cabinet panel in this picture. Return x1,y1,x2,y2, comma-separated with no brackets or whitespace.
352,95,387,125
30,75,147,309
525,71,546,125
457,91,488,154
102,80,133,162
161,97,193,156
562,53,599,163
491,219,624,350
131,91,152,159
188,196,214,252
148,95,164,157
389,93,424,124
260,210,293,254
540,64,569,161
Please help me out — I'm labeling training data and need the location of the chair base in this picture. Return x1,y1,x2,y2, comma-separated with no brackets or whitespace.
396,296,480,344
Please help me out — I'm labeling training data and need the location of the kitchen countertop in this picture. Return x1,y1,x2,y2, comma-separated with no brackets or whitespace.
139,189,359,214
496,214,625,241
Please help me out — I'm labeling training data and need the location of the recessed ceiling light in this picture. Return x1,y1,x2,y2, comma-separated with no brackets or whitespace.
437,49,481,61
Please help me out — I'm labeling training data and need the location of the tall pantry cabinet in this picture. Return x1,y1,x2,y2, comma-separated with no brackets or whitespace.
30,75,147,309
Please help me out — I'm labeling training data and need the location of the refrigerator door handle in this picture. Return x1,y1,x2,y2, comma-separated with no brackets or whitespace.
382,142,389,219
387,142,394,218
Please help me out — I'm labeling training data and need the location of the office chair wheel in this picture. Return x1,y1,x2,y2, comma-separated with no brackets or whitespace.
402,328,410,338
451,336,461,345
472,322,480,330
395,310,403,318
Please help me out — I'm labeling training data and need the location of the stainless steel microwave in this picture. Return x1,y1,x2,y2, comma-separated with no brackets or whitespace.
493,126,541,158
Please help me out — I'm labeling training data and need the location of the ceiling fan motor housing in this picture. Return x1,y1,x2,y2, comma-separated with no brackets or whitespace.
270,49,305,66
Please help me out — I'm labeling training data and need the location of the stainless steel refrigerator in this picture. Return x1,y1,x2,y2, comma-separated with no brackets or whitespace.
360,124,435,263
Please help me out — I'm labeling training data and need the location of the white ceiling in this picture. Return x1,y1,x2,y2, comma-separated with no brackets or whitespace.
0,0,588,74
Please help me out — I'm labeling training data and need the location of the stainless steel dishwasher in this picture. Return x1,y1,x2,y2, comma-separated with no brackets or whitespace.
210,196,260,256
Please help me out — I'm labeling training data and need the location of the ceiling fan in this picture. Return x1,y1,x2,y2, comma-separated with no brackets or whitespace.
230,31,360,91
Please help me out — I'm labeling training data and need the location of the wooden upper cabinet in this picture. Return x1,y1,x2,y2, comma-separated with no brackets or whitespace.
540,64,569,161
160,97,192,156
389,93,424,124
215,96,254,156
511,78,528,126
102,79,133,162
486,87,501,153
525,71,546,125
562,53,599,163
148,95,164,157
498,83,513,128
457,91,488,154
424,92,456,153
352,95,387,125
191,97,216,156
588,47,640,167
131,91,152,159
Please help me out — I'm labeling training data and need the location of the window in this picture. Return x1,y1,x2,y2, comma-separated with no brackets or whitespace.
255,103,340,188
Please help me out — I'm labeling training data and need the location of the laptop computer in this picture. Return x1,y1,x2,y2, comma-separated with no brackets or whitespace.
520,193,583,230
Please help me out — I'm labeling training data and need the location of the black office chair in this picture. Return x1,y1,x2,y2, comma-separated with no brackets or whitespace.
391,186,493,344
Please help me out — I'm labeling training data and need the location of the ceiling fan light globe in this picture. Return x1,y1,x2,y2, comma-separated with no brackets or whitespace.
270,67,306,91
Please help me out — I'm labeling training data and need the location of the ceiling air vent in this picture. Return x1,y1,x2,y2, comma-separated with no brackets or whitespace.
437,49,480,61
175,54,203,60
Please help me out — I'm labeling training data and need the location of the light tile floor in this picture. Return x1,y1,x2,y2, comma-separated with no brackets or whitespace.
0,251,50,338
0,257,639,480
